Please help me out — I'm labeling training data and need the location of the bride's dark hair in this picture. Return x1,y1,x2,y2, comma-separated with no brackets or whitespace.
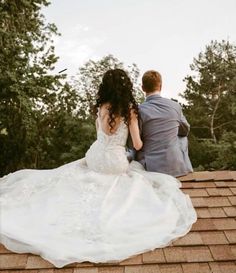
95,69,139,131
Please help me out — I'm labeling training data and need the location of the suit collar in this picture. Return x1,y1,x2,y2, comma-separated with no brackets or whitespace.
145,94,161,102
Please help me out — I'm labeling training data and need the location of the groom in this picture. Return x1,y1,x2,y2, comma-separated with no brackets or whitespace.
135,70,193,177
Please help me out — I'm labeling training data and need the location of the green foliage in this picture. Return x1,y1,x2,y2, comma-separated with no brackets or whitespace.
0,0,60,174
188,136,218,171
36,113,96,169
182,40,236,170
0,0,86,176
211,131,236,169
189,131,236,171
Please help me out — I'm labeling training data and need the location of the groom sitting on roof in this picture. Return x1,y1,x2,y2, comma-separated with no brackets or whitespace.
135,70,193,177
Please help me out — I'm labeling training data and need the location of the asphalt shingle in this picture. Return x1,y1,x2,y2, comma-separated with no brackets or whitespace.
1,171,236,273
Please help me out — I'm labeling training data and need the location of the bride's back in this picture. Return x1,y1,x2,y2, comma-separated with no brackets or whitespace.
85,104,129,174
98,103,124,136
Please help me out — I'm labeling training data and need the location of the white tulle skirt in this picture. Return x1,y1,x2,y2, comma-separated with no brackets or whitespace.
0,159,197,268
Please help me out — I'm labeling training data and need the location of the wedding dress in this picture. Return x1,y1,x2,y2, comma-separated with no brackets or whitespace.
0,116,197,268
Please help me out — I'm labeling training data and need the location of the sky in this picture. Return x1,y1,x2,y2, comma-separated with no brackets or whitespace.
43,0,236,100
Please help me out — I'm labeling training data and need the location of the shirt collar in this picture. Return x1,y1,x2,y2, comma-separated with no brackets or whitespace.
145,92,161,102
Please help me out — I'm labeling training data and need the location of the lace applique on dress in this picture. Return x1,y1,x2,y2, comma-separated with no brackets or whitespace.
85,113,129,174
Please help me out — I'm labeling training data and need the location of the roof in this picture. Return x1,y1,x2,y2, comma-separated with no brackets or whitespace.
0,171,236,273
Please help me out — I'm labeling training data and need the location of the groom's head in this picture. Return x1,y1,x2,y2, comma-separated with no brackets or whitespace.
142,70,162,94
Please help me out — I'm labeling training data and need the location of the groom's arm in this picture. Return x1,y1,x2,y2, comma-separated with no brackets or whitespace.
178,108,190,137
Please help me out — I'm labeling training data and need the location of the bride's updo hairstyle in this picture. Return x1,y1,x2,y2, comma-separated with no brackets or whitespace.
95,69,138,131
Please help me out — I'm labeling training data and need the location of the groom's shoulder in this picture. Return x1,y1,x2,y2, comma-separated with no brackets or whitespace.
138,100,150,112
163,97,181,109
139,100,148,108
139,96,181,110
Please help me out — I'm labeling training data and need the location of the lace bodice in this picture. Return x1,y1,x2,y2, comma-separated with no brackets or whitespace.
85,117,129,174
96,118,129,147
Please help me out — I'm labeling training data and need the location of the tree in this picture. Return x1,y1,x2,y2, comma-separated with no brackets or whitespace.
211,131,236,169
181,40,236,170
72,54,144,116
181,40,236,142
33,83,97,169
0,0,71,175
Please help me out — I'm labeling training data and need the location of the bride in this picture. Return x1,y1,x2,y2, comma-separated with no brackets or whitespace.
0,69,197,268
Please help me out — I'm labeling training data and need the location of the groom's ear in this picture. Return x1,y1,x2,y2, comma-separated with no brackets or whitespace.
142,85,146,93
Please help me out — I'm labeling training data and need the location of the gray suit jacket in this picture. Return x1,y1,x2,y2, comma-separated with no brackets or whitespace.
136,94,193,177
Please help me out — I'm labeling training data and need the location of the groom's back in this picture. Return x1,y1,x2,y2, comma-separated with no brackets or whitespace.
140,96,180,147
136,94,192,177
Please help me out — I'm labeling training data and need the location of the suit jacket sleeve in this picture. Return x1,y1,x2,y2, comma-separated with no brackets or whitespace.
178,107,190,137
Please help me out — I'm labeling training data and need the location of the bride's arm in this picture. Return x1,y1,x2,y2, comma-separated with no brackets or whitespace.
129,110,143,151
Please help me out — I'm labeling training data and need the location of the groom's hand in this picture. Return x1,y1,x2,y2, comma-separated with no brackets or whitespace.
126,148,136,162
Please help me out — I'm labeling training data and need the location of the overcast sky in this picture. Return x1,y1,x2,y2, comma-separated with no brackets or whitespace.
43,0,236,99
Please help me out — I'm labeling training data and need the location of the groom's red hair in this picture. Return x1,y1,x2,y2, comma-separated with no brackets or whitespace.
142,70,162,93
